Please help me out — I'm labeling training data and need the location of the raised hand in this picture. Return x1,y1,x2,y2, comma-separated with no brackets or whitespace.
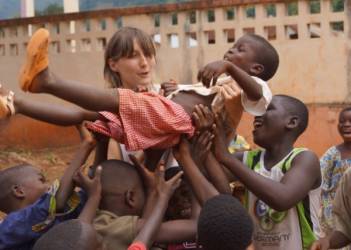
129,154,158,192
73,165,102,198
76,122,97,145
173,137,192,164
155,163,183,199
220,82,243,130
197,60,232,87
310,238,330,250
191,131,214,165
160,79,178,97
192,104,214,132
212,114,230,160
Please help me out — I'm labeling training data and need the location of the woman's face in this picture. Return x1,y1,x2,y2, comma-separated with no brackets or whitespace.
109,39,156,90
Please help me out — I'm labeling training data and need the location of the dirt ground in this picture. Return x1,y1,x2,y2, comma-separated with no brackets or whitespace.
0,146,82,180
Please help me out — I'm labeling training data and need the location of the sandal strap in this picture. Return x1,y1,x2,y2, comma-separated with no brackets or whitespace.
6,91,15,115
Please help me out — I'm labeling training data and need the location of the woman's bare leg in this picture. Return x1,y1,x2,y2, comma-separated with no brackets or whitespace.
29,70,119,113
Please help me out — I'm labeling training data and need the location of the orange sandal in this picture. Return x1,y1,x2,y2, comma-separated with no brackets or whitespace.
19,28,49,92
0,84,15,118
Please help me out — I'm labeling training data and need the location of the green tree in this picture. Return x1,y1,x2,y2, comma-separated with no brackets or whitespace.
35,3,63,16
331,0,344,12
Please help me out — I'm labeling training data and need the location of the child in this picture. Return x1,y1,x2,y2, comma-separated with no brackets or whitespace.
0,28,278,152
32,166,103,250
0,128,97,249
164,167,201,250
128,163,183,250
32,220,102,250
319,107,351,238
172,134,253,250
210,95,322,250
91,159,196,250
198,195,253,250
311,168,351,250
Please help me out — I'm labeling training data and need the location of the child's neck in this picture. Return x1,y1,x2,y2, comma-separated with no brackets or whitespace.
338,142,351,159
101,199,140,217
263,142,294,170
4,199,27,214
341,141,351,150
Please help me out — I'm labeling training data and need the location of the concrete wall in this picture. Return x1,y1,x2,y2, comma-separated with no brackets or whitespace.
0,0,349,156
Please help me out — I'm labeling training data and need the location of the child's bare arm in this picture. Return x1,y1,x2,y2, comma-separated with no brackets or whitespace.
192,105,231,194
93,135,109,166
220,83,244,130
198,60,262,101
173,138,219,206
74,166,102,224
310,231,351,250
212,116,321,212
204,153,232,194
55,126,96,212
129,154,159,219
133,164,183,248
160,79,178,97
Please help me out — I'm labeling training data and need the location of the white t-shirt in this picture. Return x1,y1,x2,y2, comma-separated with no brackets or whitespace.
164,75,272,116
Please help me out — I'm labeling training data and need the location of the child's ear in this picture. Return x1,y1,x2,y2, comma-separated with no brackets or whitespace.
250,63,264,76
286,116,299,130
108,58,119,73
12,185,25,199
125,190,136,208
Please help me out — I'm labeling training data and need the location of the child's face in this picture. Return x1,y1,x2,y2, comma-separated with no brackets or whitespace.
166,182,192,220
223,35,259,74
111,39,155,90
252,97,287,147
20,167,50,205
338,110,351,142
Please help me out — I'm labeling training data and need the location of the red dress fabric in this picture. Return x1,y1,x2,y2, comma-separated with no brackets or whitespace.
86,89,194,151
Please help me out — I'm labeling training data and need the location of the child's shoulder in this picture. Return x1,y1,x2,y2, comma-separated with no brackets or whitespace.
94,209,140,228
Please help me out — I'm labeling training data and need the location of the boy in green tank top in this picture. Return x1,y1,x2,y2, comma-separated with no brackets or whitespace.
211,95,321,250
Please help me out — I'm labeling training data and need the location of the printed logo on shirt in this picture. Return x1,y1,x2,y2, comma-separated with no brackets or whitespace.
254,199,287,231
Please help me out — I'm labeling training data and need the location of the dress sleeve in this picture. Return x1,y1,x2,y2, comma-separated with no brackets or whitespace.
241,76,272,116
320,147,337,192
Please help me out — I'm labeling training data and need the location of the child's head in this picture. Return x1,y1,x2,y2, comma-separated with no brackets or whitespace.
33,219,102,250
97,159,145,216
338,107,351,142
197,195,253,250
253,95,308,148
0,164,49,213
224,34,279,81
165,167,192,220
104,27,156,89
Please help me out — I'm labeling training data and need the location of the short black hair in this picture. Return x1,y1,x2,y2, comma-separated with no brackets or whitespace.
276,95,309,136
0,164,33,212
96,159,143,194
198,195,253,250
247,34,279,81
33,220,98,250
339,106,351,120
